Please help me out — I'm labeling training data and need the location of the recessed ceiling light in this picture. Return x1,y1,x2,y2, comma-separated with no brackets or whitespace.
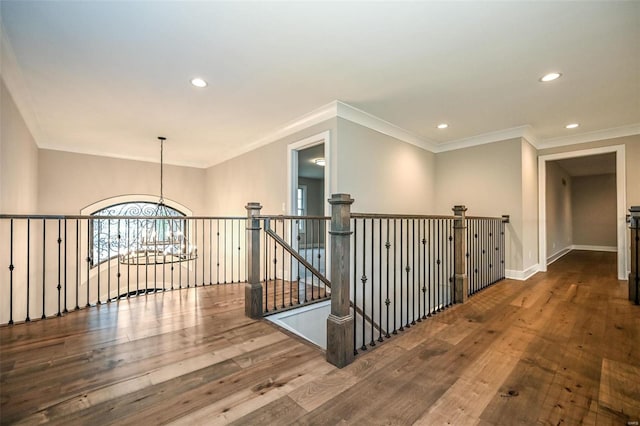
437,123,448,129
314,158,326,166
190,78,208,88
565,123,579,129
539,72,562,82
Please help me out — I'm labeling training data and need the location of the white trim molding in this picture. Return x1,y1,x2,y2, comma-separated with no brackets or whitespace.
537,123,640,150
335,101,437,152
434,125,536,153
538,144,627,280
506,264,539,281
547,246,572,265
571,245,617,252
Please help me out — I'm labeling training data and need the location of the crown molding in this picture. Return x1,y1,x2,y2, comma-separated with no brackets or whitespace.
537,123,640,150
0,22,46,145
39,145,210,169
205,101,339,168
206,100,439,168
335,101,438,152
434,125,534,153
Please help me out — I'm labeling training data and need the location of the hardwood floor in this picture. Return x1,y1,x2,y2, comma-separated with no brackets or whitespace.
1,251,638,425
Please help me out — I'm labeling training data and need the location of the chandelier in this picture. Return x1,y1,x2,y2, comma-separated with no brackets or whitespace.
119,137,197,265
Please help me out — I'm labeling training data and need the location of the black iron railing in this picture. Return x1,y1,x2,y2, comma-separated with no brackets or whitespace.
258,215,330,314
350,214,456,354
466,216,508,296
630,208,639,305
0,214,246,325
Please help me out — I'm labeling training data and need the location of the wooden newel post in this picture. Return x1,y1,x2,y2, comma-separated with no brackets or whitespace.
629,206,639,305
326,193,355,368
245,202,263,318
453,205,468,304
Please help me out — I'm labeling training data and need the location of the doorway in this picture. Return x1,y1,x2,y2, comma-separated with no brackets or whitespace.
287,130,332,279
538,145,627,279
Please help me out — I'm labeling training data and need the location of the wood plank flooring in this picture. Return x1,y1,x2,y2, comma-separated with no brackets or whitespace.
1,250,638,425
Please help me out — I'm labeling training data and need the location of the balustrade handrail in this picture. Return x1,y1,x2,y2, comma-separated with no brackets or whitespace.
263,221,330,288
352,212,457,220
466,215,508,221
0,214,246,220
256,214,330,220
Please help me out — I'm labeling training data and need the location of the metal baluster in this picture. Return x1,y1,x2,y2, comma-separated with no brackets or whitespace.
86,219,91,306
223,219,227,283
64,219,68,312
225,220,232,282
281,220,285,309
273,223,277,310
42,219,47,319
303,219,308,303
412,219,416,325
216,219,220,284
57,220,62,316
353,219,358,355
370,218,375,347
422,219,427,320
436,219,441,312
501,220,505,279
8,219,14,324
209,219,213,285
385,219,390,338
427,219,432,316
450,219,454,305
378,218,383,342
405,219,411,328
264,225,269,312
290,219,294,306
399,219,404,331
107,220,111,301
361,218,367,351
26,219,31,322
201,218,205,285
75,220,80,309
238,220,242,283
116,220,121,296
392,219,397,334
96,219,101,303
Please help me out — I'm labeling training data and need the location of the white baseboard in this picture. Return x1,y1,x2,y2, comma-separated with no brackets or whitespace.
547,246,572,265
571,244,617,252
506,264,539,281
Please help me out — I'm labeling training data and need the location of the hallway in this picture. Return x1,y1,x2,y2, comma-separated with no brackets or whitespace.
1,251,638,424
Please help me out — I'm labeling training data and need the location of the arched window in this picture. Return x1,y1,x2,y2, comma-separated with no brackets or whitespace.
91,201,187,267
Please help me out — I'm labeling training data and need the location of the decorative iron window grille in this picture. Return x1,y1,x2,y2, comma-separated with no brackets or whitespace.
91,202,189,267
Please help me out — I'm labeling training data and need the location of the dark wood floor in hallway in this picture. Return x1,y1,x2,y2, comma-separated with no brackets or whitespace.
1,251,638,425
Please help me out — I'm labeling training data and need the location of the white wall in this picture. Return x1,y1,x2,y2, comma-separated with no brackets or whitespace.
521,139,539,271
38,149,206,215
336,118,436,214
435,138,524,272
545,161,573,259
1,77,38,214
572,173,617,247
205,119,337,216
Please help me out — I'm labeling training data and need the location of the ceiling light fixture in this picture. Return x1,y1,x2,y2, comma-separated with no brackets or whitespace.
190,78,208,88
437,123,449,129
120,137,197,265
314,158,326,166
565,123,579,129
539,72,562,82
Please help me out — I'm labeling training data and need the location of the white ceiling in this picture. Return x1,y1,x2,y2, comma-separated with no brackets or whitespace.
554,153,616,177
1,1,639,168
298,143,325,180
